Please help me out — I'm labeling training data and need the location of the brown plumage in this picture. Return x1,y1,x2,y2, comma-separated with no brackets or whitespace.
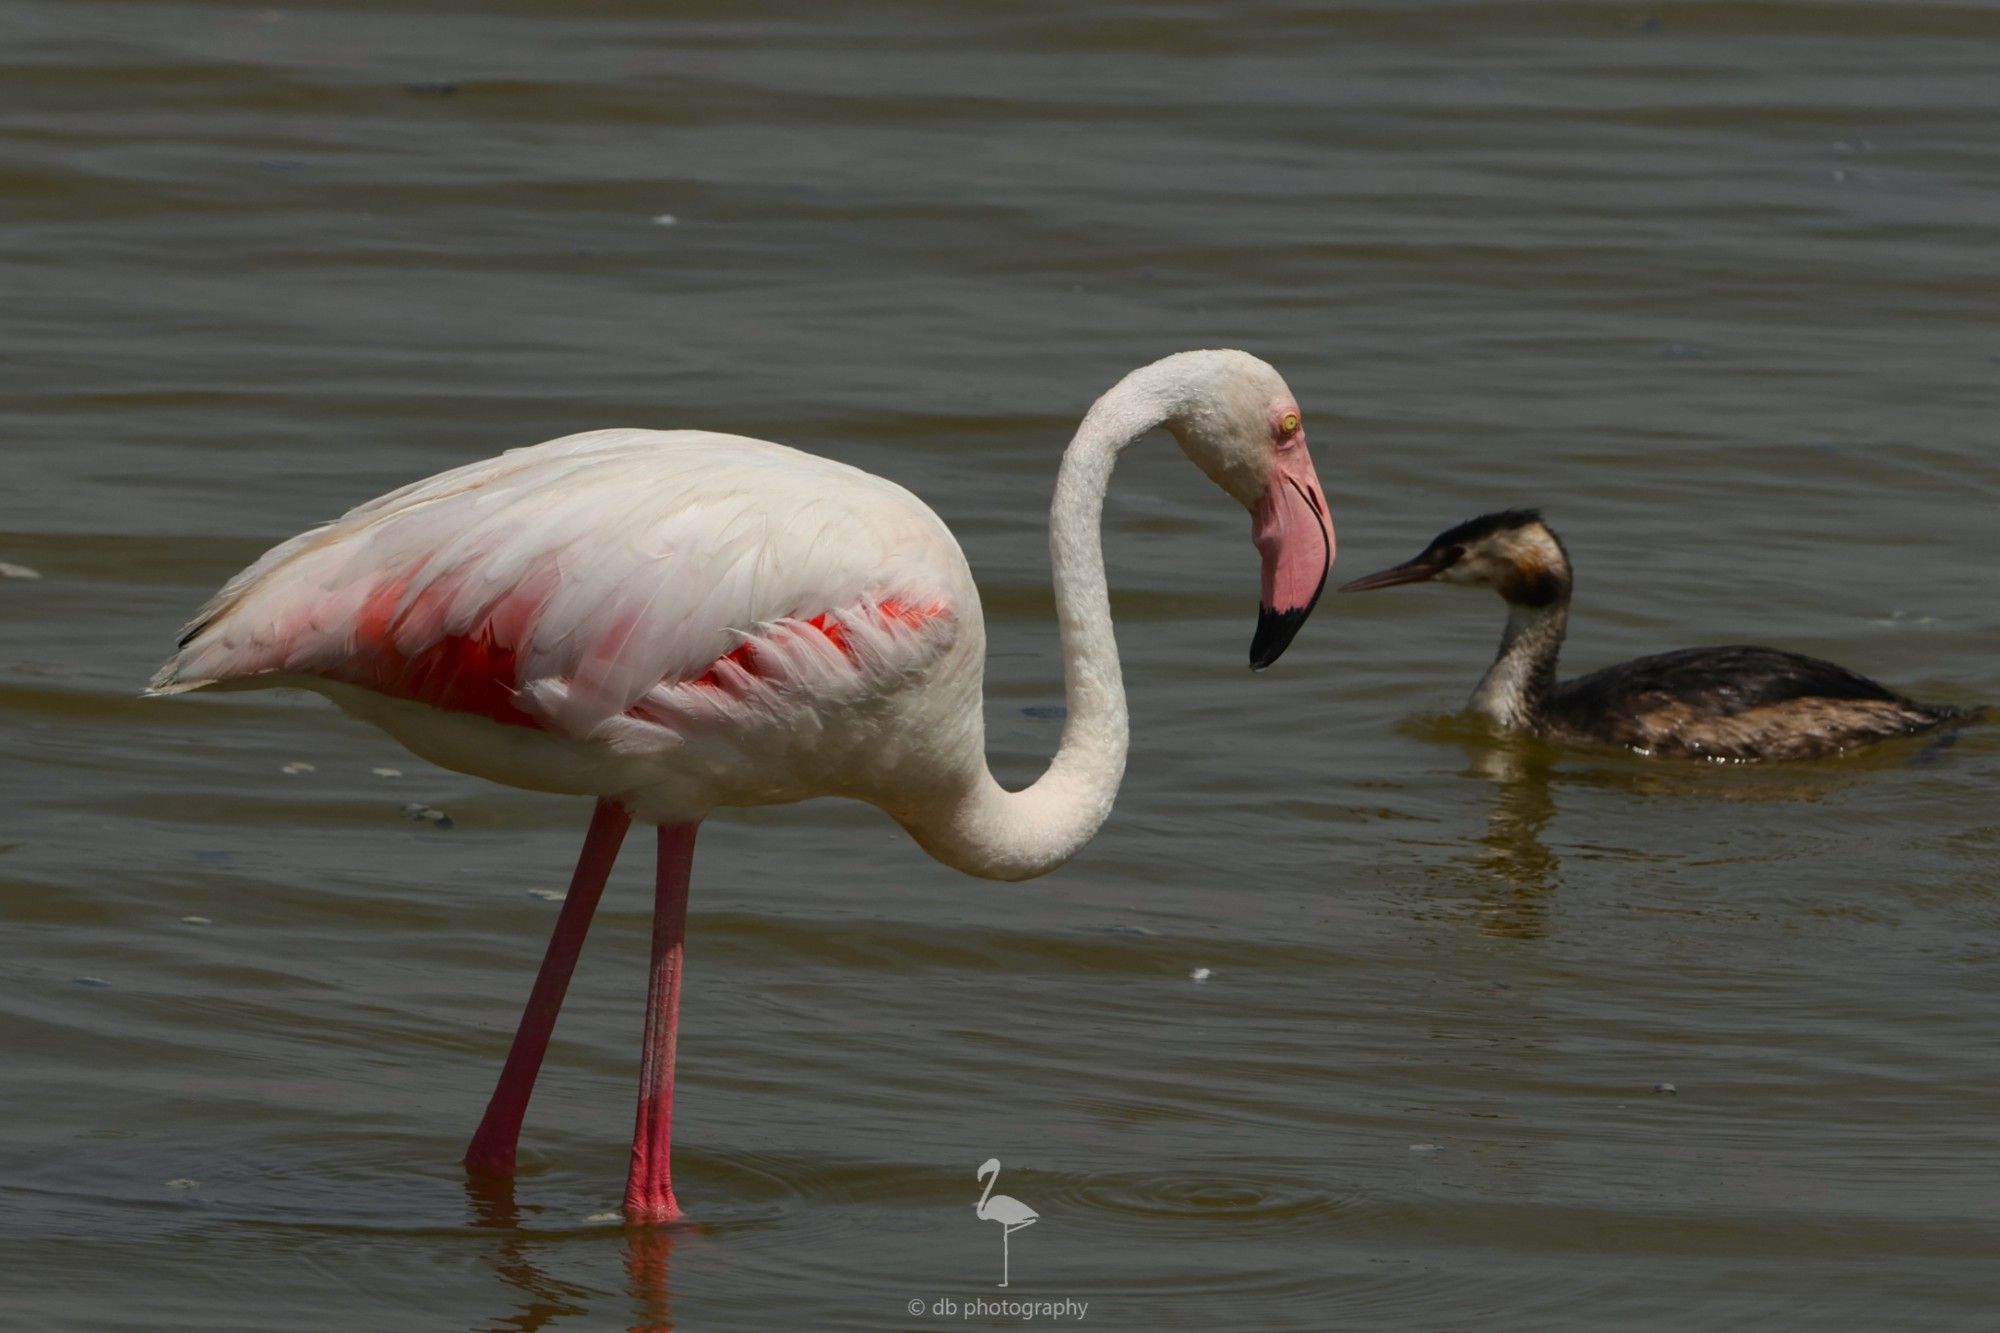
1341,510,1971,762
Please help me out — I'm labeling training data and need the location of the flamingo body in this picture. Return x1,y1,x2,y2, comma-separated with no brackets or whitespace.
148,350,1336,1222
152,429,981,824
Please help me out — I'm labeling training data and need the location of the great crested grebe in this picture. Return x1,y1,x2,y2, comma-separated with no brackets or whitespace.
1341,509,1968,762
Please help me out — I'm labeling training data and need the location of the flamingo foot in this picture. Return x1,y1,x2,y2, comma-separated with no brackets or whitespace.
622,1185,684,1226
462,1140,518,1178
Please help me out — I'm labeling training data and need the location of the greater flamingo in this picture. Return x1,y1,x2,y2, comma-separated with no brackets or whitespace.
147,349,1335,1224
974,1158,1038,1287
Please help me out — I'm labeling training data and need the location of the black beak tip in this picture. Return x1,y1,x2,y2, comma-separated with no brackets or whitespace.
1249,604,1310,672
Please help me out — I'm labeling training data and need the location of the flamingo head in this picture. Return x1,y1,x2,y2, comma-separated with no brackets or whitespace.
1138,349,1336,670
977,1157,1001,1178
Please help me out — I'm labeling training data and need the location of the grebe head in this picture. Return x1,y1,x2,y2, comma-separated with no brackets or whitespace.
1339,509,1569,606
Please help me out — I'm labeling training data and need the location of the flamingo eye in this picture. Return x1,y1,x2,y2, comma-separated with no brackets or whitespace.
1279,411,1300,436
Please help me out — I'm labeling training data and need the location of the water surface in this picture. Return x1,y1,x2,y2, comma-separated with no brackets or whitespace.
3,2,1998,1329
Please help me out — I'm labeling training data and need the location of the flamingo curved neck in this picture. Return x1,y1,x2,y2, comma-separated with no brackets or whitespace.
905,374,1182,881
978,1166,999,1212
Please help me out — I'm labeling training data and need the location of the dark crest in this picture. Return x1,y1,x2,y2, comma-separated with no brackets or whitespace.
1429,508,1545,552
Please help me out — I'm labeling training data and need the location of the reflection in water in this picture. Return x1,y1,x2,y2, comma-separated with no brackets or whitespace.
463,1175,649,1333
623,1227,677,1333
1432,711,1908,940
1462,733,1563,940
464,1170,524,1233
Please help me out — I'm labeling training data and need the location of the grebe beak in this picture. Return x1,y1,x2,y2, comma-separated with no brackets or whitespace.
1339,554,1444,593
1249,444,1335,671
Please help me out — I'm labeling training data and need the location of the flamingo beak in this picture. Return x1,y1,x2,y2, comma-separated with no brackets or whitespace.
1249,443,1335,671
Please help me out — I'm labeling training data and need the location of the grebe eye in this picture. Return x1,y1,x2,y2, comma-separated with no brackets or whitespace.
1279,412,1300,436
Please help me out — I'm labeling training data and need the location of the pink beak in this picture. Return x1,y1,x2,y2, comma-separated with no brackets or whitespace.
1249,442,1336,670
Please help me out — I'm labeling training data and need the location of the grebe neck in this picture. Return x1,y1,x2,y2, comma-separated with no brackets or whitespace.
1471,597,1568,730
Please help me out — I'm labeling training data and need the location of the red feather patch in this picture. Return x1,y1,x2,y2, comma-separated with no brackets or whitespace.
326,586,945,728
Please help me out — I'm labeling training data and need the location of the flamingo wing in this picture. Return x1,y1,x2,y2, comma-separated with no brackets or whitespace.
149,429,965,748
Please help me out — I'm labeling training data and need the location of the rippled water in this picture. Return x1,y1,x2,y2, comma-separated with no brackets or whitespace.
4,2,1998,1329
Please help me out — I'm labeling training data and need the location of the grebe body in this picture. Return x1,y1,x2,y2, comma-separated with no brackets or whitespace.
1342,510,1966,762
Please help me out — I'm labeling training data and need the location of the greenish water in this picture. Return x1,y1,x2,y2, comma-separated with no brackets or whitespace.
2,2,1997,1329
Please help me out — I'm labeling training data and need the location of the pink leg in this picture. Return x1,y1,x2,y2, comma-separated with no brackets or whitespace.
624,821,698,1224
464,798,632,1176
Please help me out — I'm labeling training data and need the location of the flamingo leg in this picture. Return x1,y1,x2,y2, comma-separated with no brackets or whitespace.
464,797,632,1176
625,821,698,1224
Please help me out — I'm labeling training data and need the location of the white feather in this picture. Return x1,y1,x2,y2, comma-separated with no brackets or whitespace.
151,430,976,815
